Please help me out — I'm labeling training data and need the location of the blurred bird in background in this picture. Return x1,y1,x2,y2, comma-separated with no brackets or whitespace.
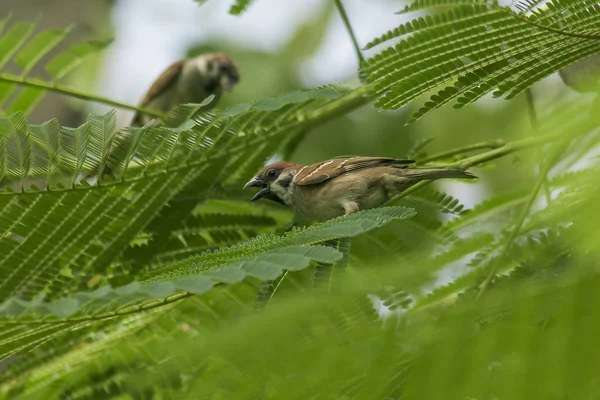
131,52,240,126
95,52,239,180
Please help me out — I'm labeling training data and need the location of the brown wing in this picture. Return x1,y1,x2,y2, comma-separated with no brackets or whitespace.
294,157,415,186
131,60,184,126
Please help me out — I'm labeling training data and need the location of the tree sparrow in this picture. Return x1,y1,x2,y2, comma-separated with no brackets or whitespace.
244,157,477,221
131,52,240,126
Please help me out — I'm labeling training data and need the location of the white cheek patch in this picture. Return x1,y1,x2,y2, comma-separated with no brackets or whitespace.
270,173,296,205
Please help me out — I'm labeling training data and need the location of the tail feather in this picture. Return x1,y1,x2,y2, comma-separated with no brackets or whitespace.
402,168,477,180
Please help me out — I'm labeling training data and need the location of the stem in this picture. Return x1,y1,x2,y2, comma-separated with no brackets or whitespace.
303,85,372,126
0,74,165,119
417,139,506,164
525,89,537,128
390,132,561,205
449,134,560,170
475,138,565,300
526,88,553,203
334,0,365,66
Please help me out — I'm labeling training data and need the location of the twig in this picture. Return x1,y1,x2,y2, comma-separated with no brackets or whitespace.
334,0,365,67
526,88,552,203
390,132,561,205
525,89,537,127
475,138,565,300
417,139,506,164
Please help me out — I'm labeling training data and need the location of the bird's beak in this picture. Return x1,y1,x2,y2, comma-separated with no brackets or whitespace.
243,177,269,202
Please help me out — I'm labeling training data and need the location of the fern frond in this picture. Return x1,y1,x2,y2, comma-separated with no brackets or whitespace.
396,0,494,15
514,0,547,13
407,188,469,215
0,207,412,355
139,213,279,268
0,19,111,114
0,245,341,320
14,24,74,76
0,85,371,317
222,85,348,117
44,39,113,81
146,206,415,283
0,20,37,70
363,1,600,121
443,188,529,232
313,237,352,293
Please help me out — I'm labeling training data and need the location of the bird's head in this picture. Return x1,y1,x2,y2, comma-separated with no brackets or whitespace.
243,161,302,206
195,52,240,91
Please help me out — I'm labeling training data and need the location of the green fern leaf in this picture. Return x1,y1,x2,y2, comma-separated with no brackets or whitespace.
444,188,529,232
0,21,36,70
14,24,74,76
397,0,495,15
364,2,600,121
44,39,112,80
229,0,253,15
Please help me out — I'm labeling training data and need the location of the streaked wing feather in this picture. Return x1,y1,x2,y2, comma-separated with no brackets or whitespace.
131,60,184,126
295,157,415,186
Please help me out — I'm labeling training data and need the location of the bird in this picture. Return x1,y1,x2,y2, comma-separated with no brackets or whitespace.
243,156,477,221
94,53,239,181
131,52,240,126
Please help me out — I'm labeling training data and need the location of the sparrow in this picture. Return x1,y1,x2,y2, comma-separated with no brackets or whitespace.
131,52,240,126
94,53,239,180
243,157,477,221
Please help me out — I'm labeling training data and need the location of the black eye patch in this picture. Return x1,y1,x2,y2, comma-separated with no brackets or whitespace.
277,175,292,189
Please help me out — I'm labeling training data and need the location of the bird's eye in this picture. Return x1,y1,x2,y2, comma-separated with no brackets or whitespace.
267,169,277,179
219,64,229,72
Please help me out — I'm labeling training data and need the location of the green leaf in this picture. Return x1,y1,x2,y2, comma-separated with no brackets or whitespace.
0,21,36,70
45,39,112,80
173,276,213,294
364,1,600,120
221,86,348,116
14,24,74,75
229,0,253,15
6,86,44,114
164,94,216,127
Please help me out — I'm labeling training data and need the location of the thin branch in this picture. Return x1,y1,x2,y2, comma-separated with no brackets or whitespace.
449,133,560,170
526,88,552,203
525,89,537,127
390,132,562,205
417,139,506,164
0,74,165,119
334,0,365,67
475,138,566,300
